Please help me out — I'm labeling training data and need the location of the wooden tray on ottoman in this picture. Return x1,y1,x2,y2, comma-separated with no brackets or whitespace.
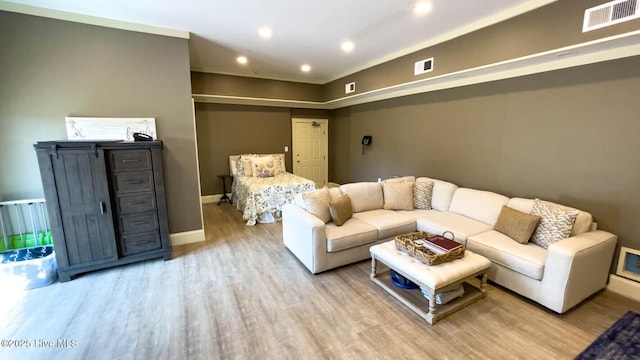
394,231,464,266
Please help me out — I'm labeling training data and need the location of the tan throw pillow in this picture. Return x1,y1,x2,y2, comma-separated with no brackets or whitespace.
383,181,414,210
530,199,579,249
329,195,353,226
494,206,541,244
302,188,332,223
414,180,434,210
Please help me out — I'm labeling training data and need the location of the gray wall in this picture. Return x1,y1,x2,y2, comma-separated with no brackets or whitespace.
329,55,640,254
0,11,201,234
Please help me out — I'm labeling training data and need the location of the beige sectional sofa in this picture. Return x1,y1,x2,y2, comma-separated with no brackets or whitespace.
282,177,617,313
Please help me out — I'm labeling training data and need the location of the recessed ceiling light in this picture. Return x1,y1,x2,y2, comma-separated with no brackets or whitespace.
301,64,311,72
236,56,248,65
341,41,355,53
414,1,433,15
258,27,272,39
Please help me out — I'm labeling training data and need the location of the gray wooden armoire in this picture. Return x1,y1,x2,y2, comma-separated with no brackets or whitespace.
34,140,171,281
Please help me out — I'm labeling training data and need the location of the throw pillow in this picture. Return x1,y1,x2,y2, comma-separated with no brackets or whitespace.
494,205,541,244
383,181,414,210
530,199,579,249
238,154,255,177
251,156,277,178
302,188,332,223
329,195,353,226
414,180,434,210
273,154,286,174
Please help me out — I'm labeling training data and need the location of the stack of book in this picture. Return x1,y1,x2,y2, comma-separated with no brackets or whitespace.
418,235,462,254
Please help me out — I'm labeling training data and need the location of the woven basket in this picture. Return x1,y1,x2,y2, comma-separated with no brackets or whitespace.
394,231,465,266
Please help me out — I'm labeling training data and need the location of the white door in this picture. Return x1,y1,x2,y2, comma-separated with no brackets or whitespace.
292,118,328,188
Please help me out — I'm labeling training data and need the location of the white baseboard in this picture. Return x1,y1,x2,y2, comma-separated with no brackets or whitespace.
170,229,205,246
201,194,231,204
607,274,640,302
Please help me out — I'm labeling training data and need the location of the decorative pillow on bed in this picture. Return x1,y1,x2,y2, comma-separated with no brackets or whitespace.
530,199,579,249
329,195,353,226
494,205,541,244
251,156,278,178
302,187,332,223
272,154,286,174
382,181,414,211
236,154,255,177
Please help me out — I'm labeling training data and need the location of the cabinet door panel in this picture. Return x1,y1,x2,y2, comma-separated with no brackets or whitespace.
52,150,117,267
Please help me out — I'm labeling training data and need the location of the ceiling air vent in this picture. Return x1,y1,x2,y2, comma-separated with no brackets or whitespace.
583,0,640,32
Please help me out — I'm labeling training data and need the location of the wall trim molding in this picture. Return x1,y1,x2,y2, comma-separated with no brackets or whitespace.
170,229,205,246
607,274,640,303
0,2,190,39
192,93,325,109
201,194,231,204
193,31,640,110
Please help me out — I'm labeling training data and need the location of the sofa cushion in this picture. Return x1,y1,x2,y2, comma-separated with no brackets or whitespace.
382,181,414,211
302,187,332,223
449,188,509,226
417,177,458,211
352,209,416,240
340,182,383,213
467,230,547,280
326,218,378,252
508,197,592,236
414,211,492,245
329,195,353,226
530,199,579,249
494,205,541,244
414,180,434,210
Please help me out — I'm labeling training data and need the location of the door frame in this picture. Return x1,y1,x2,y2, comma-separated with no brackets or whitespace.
291,118,328,186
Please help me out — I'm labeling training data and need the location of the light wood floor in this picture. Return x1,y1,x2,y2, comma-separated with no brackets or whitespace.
2,203,640,360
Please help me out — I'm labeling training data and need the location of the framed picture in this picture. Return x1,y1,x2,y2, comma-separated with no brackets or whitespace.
65,117,156,141
616,246,640,282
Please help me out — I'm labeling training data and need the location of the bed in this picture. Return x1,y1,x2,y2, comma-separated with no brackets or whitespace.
229,154,316,225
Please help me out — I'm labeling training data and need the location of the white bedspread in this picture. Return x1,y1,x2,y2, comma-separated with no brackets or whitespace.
233,173,315,225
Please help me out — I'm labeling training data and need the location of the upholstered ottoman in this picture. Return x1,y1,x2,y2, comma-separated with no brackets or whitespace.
370,240,491,324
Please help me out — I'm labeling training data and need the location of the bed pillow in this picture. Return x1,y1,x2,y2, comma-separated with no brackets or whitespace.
530,199,579,249
237,154,255,177
251,156,278,178
272,154,286,174
494,206,541,244
302,187,332,223
382,181,414,210
329,195,353,226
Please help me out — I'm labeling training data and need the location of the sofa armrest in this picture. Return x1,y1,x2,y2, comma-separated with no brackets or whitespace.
541,230,617,313
282,203,328,274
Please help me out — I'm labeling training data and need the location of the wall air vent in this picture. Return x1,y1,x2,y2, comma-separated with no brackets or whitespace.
583,0,640,32
414,57,434,76
345,82,355,94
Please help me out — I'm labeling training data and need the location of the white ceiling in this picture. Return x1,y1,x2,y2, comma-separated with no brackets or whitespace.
2,0,557,84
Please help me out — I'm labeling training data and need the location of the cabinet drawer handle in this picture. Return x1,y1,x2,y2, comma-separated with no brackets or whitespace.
128,200,146,205
130,221,148,226
125,179,144,185
99,201,105,214
121,159,140,163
